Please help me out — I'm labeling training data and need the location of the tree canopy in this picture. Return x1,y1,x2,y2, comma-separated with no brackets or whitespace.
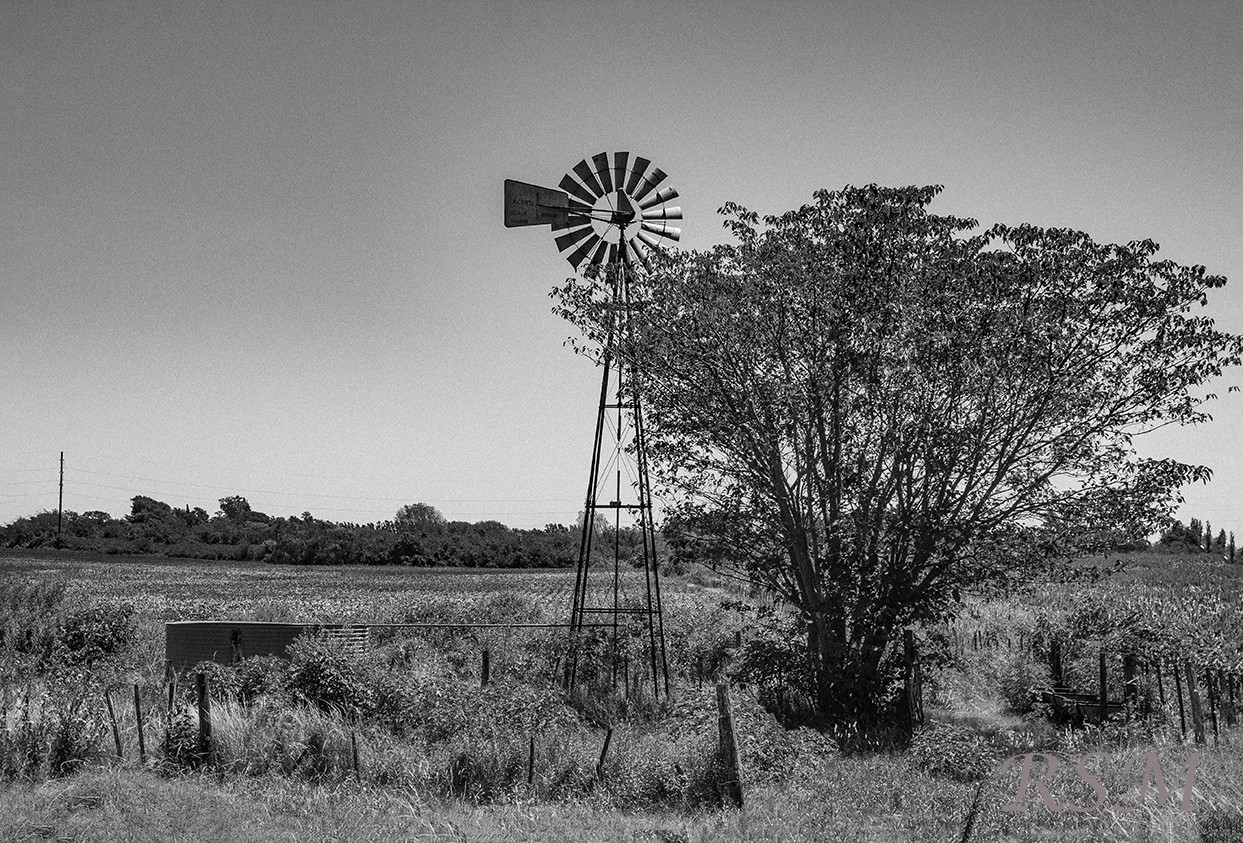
555,183,1243,726
394,502,448,532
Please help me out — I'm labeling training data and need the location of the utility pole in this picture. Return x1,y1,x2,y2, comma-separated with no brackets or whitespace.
57,451,64,537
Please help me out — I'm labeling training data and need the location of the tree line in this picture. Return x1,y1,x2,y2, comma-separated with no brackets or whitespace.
1159,517,1238,560
0,495,651,569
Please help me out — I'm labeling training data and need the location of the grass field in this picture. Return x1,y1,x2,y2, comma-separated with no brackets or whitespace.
0,548,582,622
3,549,1243,841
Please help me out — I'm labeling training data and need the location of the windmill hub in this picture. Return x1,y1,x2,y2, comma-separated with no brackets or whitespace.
588,190,637,241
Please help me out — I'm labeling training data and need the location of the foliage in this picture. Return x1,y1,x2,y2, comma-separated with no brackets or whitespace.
217,496,253,522
0,689,105,781
53,604,137,668
393,502,447,532
994,652,1053,716
555,183,1243,728
235,656,289,704
0,576,134,677
284,633,375,720
46,697,105,776
161,704,201,770
1,499,587,567
907,721,992,782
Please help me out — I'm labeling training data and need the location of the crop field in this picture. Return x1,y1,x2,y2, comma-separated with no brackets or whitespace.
4,549,1243,842
0,550,582,622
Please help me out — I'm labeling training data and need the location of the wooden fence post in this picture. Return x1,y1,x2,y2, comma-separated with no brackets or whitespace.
481,646,491,686
903,630,922,729
1050,639,1063,688
1098,650,1108,724
1123,654,1138,718
1172,658,1187,738
104,689,123,759
1206,670,1219,745
527,735,536,785
715,681,744,808
1225,671,1238,727
1183,660,1206,745
596,727,614,783
196,672,212,766
133,684,146,763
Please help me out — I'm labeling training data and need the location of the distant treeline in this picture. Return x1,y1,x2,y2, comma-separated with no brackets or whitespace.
1158,517,1237,560
0,496,652,568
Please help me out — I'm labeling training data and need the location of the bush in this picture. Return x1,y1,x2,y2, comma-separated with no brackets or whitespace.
46,698,103,776
54,604,136,668
161,705,201,770
996,653,1053,716
0,693,50,781
285,633,375,720
236,656,289,703
908,721,993,782
187,660,242,701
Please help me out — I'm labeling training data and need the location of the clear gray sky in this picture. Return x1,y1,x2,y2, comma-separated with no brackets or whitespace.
3,0,1241,531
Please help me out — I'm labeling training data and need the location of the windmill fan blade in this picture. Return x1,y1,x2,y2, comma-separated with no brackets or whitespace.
632,168,667,203
628,236,652,270
555,224,594,252
641,221,681,242
638,186,678,210
613,152,629,194
551,213,590,231
588,239,610,266
559,174,597,207
641,206,682,221
624,156,651,196
592,153,613,194
566,232,603,269
572,160,605,198
636,229,665,251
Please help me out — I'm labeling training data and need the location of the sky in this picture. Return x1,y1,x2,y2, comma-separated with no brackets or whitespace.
2,0,1241,533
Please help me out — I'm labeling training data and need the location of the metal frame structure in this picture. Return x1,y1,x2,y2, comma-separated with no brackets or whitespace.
504,152,681,698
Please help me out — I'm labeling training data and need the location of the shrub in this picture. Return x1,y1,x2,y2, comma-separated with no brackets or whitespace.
285,633,374,720
996,653,1053,716
46,698,103,776
0,579,70,675
183,660,242,702
160,705,201,770
0,692,49,781
235,656,289,703
53,604,136,668
907,721,993,782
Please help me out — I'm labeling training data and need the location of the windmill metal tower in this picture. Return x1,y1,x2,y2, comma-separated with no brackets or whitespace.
504,152,682,698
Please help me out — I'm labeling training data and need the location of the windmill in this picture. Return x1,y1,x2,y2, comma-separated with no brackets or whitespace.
504,152,682,697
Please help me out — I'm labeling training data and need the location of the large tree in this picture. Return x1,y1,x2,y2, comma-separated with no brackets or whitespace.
394,502,447,532
555,184,1242,726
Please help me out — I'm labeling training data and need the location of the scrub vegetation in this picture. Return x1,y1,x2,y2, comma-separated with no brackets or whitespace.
3,548,1243,841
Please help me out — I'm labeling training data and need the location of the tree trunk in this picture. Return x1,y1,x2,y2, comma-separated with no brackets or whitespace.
807,611,894,727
